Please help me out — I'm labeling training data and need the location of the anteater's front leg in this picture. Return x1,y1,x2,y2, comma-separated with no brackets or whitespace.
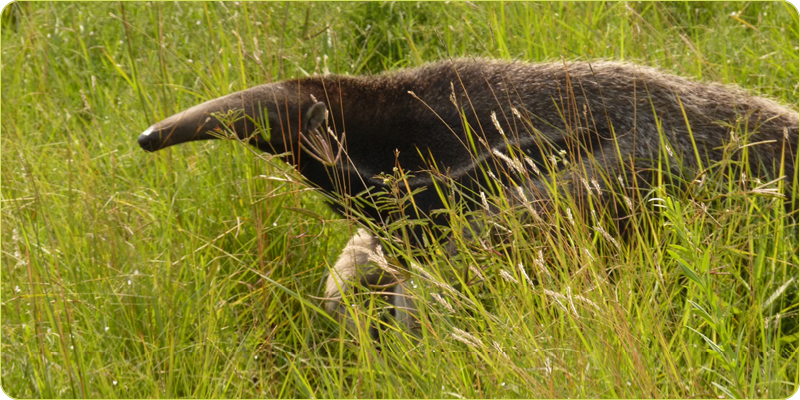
324,229,418,338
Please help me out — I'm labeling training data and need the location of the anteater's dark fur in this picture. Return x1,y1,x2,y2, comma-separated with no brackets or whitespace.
138,59,798,334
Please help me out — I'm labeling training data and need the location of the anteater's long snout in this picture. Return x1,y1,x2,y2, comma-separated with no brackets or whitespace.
137,103,222,152
137,87,279,152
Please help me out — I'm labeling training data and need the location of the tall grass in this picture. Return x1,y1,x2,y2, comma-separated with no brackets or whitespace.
2,2,797,398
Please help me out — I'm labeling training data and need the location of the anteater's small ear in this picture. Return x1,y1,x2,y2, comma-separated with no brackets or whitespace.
303,102,328,132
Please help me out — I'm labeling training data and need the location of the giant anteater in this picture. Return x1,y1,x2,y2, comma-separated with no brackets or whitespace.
138,58,798,336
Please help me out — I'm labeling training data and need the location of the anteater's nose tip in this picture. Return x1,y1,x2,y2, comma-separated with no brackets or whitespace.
138,126,159,152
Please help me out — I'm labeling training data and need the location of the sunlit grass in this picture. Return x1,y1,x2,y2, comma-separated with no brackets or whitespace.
2,2,797,398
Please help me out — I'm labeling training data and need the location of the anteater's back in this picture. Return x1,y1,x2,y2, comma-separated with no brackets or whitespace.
373,59,797,196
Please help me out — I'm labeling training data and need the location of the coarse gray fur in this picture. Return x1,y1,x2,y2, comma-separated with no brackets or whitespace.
138,58,798,337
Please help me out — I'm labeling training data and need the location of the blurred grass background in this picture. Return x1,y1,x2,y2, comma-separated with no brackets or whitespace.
1,2,798,398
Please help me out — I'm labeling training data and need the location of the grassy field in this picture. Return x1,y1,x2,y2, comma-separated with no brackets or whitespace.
2,2,798,398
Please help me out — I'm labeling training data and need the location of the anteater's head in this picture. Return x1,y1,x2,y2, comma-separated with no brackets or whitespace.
137,83,329,158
